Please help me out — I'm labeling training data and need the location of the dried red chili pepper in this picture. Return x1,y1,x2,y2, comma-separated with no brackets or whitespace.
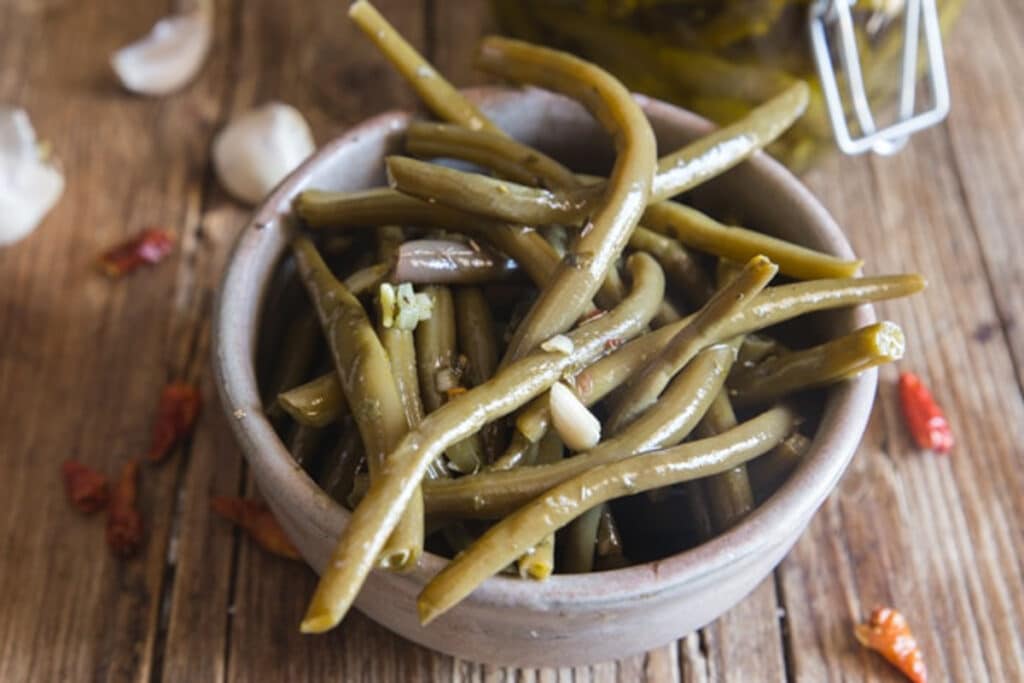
107,459,144,558
898,372,953,454
148,381,202,462
211,497,301,560
855,606,928,683
61,460,109,513
98,227,176,277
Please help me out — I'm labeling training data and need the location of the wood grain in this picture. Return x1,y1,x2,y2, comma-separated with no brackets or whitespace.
1,0,1023,681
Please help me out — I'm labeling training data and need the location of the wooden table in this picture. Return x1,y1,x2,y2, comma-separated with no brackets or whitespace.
2,1,1022,681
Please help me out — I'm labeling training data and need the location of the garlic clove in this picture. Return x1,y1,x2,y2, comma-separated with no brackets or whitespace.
212,102,315,205
549,381,602,452
540,334,574,355
110,5,212,97
0,107,64,246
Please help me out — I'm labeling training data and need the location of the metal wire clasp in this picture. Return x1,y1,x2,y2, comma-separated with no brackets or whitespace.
808,0,950,156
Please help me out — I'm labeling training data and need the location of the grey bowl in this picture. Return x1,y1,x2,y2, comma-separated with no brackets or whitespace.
212,86,877,667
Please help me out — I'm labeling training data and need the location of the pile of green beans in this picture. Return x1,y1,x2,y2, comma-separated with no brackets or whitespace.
253,1,925,634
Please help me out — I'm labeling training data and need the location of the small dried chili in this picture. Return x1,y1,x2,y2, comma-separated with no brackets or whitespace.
148,381,202,463
898,372,953,454
98,227,175,277
211,497,301,560
855,606,928,683
107,459,144,558
61,460,109,513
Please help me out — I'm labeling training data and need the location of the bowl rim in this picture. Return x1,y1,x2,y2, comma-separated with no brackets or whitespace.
213,85,877,611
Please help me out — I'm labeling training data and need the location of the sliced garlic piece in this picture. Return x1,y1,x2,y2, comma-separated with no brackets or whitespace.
0,107,64,246
549,381,601,452
379,283,397,328
540,334,574,355
212,102,315,205
110,3,213,96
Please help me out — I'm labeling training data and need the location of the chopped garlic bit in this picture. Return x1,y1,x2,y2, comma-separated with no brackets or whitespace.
379,282,433,331
379,283,396,328
213,102,315,205
0,107,64,246
435,367,459,394
549,381,601,452
394,283,433,330
110,1,213,96
540,334,574,355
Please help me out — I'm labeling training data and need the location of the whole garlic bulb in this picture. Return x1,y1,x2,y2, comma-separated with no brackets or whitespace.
212,103,315,205
0,107,64,246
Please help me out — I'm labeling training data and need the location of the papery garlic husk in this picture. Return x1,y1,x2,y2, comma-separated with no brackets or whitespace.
0,107,64,246
212,102,315,205
110,2,213,96
549,381,602,452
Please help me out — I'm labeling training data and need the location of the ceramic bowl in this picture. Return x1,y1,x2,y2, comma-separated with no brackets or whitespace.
212,86,877,667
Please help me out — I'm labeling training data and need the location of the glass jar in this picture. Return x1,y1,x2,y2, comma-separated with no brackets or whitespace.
493,0,964,171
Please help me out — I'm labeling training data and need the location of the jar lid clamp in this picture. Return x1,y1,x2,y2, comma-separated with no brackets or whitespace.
808,0,950,156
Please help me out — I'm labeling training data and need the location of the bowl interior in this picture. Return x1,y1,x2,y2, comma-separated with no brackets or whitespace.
214,86,876,617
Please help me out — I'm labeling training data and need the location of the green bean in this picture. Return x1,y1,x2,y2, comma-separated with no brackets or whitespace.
517,431,563,580
736,333,786,369
730,321,905,408
292,237,423,573
278,373,348,428
594,507,629,571
455,287,503,462
387,161,861,282
264,310,321,424
514,273,924,443
300,253,664,633
750,431,811,503
423,344,733,519
489,431,533,471
398,79,809,208
606,255,777,433
642,201,862,280
405,121,578,189
376,225,404,264
346,263,390,297
318,421,365,506
562,505,604,574
697,393,755,531
295,189,560,289
415,286,484,474
287,422,328,470
348,1,502,135
418,404,797,624
476,37,657,363
628,226,715,307
387,155,598,227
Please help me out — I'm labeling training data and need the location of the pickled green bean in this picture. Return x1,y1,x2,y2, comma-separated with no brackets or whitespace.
606,254,777,433
628,226,715,307
418,404,797,623
318,421,365,505
697,393,755,531
642,201,862,280
750,431,811,502
300,253,664,633
292,237,423,573
455,287,503,462
514,273,923,443
594,507,628,571
416,285,484,474
348,1,502,135
730,321,905,408
264,310,321,424
423,344,733,519
517,431,562,580
476,37,657,362
278,373,348,428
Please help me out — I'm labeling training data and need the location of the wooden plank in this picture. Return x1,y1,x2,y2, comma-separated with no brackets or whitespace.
942,0,1024,385
0,1,229,681
781,96,1024,681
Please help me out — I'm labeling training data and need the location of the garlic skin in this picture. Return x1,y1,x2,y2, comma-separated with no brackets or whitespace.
212,103,315,205
549,381,602,452
110,4,213,97
0,108,64,246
